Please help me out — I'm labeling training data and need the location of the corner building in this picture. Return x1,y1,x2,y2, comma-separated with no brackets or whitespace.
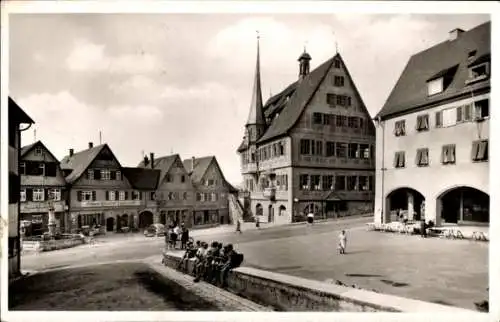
238,39,376,224
373,22,490,226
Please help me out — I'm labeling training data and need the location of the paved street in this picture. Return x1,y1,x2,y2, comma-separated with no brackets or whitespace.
20,216,488,310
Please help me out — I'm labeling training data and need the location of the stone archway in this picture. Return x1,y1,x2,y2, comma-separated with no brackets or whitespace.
385,187,425,223
279,205,286,217
138,211,154,229
255,204,263,217
437,186,489,225
268,205,274,223
106,217,114,232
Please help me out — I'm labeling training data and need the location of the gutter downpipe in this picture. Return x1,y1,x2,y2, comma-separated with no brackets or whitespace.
377,116,386,224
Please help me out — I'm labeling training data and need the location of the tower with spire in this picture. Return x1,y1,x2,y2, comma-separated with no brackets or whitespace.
245,33,266,144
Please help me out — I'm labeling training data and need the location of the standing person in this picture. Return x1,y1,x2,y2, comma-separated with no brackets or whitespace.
180,224,189,250
338,230,347,254
307,211,314,226
255,217,260,229
235,220,242,234
420,219,427,238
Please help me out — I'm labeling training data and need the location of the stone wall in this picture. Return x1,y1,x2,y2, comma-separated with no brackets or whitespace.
162,251,473,313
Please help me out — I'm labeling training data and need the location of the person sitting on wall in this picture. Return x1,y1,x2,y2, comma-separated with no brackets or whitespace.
210,242,226,285
193,242,208,277
193,242,209,282
194,241,218,282
177,241,197,272
205,241,224,283
219,244,244,289
180,224,189,250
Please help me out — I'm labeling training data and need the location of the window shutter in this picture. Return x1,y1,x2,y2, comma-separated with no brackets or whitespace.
92,191,96,201
435,111,442,127
464,104,472,121
441,146,448,163
456,106,463,122
422,149,428,165
124,191,128,200
110,171,116,180
26,188,33,201
393,153,399,167
423,115,429,129
400,152,405,167
77,191,82,201
450,145,456,163
415,149,421,165
105,190,109,200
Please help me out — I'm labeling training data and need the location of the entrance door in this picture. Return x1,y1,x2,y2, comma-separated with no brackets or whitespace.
268,205,274,223
106,217,114,231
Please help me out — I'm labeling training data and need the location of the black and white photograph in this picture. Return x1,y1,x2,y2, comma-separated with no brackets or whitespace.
1,1,498,322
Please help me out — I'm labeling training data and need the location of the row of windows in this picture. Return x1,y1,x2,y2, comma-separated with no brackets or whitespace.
394,140,488,168
20,161,58,177
195,192,221,202
300,139,373,159
86,169,122,181
244,174,289,192
326,93,352,107
165,173,186,183
299,174,374,192
77,190,141,202
257,142,286,162
394,99,489,137
20,188,62,202
312,113,366,129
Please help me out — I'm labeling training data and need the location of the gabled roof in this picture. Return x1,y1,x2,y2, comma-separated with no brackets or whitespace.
256,54,338,143
183,156,237,193
60,144,116,184
9,97,34,125
375,21,490,120
138,154,179,183
121,167,161,190
21,140,61,163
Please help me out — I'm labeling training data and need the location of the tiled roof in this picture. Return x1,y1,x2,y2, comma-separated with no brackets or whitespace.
21,140,61,164
60,144,107,183
375,21,490,120
263,82,298,118
20,142,36,157
182,156,214,184
9,97,34,124
138,154,179,183
121,167,161,190
183,156,238,193
256,54,338,143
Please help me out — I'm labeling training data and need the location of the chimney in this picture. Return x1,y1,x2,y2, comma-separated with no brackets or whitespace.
191,156,195,173
88,142,93,149
143,155,149,167
150,153,155,169
69,148,74,157
449,28,465,41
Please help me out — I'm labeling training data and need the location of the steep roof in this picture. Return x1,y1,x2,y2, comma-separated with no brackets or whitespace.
375,21,491,120
121,167,161,190
138,154,179,183
21,140,61,163
183,156,238,193
256,54,338,143
245,37,265,127
60,144,109,183
9,97,34,125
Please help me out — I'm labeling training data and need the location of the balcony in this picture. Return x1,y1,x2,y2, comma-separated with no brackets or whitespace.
241,162,258,174
263,187,276,200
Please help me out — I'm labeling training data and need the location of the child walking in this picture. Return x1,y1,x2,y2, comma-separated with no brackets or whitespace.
338,230,347,254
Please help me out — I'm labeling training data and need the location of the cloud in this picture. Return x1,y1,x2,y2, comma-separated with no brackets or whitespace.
66,38,161,74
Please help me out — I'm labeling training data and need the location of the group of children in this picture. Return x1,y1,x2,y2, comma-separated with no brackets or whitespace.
177,240,244,288
166,223,190,249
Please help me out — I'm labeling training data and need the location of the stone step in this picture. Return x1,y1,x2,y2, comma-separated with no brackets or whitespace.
145,258,272,311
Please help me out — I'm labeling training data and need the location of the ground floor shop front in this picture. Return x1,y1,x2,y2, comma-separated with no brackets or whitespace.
154,207,229,228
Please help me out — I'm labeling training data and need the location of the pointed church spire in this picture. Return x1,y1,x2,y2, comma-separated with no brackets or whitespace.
245,31,265,128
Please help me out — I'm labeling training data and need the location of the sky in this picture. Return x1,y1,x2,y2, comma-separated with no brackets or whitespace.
8,12,490,186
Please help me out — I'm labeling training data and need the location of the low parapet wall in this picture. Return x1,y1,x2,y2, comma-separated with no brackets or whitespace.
162,251,473,313
22,238,85,252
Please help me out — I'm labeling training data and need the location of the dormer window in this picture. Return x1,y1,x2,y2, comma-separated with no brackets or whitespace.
469,63,489,80
427,78,443,96
466,53,490,84
427,64,458,96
